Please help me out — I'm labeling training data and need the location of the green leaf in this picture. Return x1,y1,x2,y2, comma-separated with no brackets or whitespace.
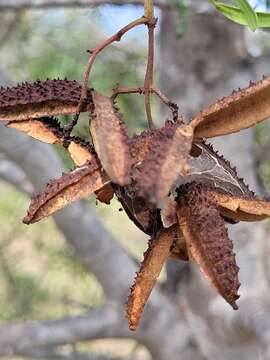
210,1,270,29
235,0,258,31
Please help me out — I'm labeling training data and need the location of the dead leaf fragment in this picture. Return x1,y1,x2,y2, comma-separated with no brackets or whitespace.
177,184,240,310
90,92,131,186
127,226,177,331
23,161,109,224
0,79,93,121
190,76,270,138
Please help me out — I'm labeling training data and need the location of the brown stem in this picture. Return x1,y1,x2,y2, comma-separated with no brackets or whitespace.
143,19,156,130
144,0,154,19
112,85,179,122
111,86,144,98
65,16,148,136
67,0,157,134
151,86,180,122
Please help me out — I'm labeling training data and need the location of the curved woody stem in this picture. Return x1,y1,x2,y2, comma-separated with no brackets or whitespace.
143,0,155,129
112,86,179,121
65,0,165,136
144,19,156,129
65,16,148,136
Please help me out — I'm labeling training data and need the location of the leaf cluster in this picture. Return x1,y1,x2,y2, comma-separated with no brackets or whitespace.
210,0,270,31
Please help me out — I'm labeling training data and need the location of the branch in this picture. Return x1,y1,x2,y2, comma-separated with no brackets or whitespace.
0,0,174,12
0,305,126,356
20,349,116,360
0,155,34,195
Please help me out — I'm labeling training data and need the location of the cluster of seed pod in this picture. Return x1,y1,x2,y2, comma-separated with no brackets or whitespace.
1,76,270,330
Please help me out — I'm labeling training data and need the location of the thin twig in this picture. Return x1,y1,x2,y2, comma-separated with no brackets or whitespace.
152,86,180,122
65,16,147,136
111,86,144,98
143,19,156,129
143,0,155,129
112,85,179,121
144,0,154,20
66,0,157,135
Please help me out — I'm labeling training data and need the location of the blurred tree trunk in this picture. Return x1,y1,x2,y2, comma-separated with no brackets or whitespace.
159,8,270,359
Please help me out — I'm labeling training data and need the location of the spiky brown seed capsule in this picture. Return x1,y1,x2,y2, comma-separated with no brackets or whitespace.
206,188,270,222
133,120,193,204
0,79,93,121
24,160,110,224
90,92,132,186
8,117,114,205
190,75,270,138
177,183,240,310
127,226,178,330
8,116,99,166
